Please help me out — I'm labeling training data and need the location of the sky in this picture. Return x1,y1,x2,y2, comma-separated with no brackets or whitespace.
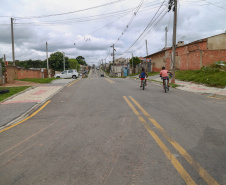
0,0,226,66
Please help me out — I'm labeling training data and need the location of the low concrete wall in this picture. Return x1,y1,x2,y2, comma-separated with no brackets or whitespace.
5,66,55,83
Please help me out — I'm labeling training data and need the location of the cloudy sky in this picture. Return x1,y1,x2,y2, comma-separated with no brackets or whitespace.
0,0,226,66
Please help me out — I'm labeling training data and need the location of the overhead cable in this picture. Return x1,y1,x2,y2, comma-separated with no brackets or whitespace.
15,0,126,19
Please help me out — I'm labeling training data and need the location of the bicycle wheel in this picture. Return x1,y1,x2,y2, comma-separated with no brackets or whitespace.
143,80,145,90
164,80,167,93
167,80,169,91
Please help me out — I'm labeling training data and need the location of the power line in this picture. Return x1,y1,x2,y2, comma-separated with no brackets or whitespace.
11,2,163,26
116,0,144,42
121,0,167,54
15,0,126,20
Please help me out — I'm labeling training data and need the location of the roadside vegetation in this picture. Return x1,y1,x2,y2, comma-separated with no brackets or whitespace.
147,79,180,88
0,86,30,102
19,78,56,83
175,62,226,87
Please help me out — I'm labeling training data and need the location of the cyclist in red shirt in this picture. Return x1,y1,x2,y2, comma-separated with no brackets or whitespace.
160,67,172,88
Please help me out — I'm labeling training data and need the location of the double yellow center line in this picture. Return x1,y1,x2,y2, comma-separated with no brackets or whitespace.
123,96,219,185
67,79,81,87
105,78,115,84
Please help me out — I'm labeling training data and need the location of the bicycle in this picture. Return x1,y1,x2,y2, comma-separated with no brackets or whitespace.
139,78,146,90
162,77,169,93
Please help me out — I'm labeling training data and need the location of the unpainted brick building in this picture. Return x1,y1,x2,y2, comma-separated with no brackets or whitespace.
145,33,226,72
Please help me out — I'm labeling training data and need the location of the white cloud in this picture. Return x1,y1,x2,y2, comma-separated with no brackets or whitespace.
0,0,226,65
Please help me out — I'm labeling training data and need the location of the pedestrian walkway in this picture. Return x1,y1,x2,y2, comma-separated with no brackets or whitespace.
0,79,75,129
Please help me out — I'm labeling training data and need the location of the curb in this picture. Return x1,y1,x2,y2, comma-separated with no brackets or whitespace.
0,86,36,104
201,93,226,99
0,82,69,131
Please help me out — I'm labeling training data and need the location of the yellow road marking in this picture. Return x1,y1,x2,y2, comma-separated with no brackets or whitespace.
0,100,51,133
129,96,219,185
105,78,115,84
207,96,226,101
67,79,80,87
123,96,196,185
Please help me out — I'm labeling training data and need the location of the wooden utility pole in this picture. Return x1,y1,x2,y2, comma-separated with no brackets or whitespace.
145,40,149,71
11,18,15,66
46,42,50,78
63,52,65,71
171,0,177,84
111,44,115,64
165,26,168,49
132,53,134,74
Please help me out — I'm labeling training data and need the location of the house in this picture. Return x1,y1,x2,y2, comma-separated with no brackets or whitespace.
145,33,226,71
114,57,127,65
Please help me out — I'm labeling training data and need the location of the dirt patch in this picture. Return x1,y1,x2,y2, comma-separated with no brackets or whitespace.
1,80,39,87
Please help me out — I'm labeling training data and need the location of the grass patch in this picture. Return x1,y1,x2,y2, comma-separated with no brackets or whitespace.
147,72,159,76
129,72,159,77
128,72,140,77
19,78,56,83
175,69,226,87
147,79,180,88
0,86,31,102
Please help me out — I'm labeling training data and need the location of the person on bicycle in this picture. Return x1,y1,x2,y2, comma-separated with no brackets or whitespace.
159,67,172,88
139,67,148,87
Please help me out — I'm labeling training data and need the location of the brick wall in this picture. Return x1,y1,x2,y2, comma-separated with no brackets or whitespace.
147,38,226,72
5,66,18,83
202,50,226,66
17,68,42,79
5,67,51,83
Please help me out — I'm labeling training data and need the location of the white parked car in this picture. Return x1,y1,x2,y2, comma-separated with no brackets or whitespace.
54,69,79,79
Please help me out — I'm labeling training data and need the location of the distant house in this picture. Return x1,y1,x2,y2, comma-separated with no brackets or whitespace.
114,57,128,65
145,33,226,71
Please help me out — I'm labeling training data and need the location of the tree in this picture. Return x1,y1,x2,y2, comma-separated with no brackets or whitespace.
129,57,141,68
68,58,80,72
0,58,6,74
76,56,87,66
15,59,46,69
49,52,69,71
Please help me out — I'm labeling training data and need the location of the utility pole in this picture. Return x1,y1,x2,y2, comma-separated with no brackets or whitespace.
111,44,116,64
165,26,168,49
168,0,177,84
46,42,50,78
145,40,148,71
4,54,6,63
11,18,15,66
145,40,148,56
132,53,134,74
63,52,65,71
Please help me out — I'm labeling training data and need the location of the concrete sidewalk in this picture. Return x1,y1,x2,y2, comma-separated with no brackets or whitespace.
0,79,76,129
130,74,226,99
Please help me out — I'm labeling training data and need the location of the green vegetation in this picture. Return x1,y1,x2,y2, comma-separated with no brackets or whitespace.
0,86,30,102
76,56,87,66
0,58,6,74
68,58,80,71
19,78,56,83
49,52,70,71
175,66,226,87
128,72,158,77
147,72,159,76
128,72,140,76
148,79,180,88
15,59,46,69
129,57,141,68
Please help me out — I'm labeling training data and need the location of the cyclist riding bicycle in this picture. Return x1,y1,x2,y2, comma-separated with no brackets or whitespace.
159,67,172,88
139,67,148,87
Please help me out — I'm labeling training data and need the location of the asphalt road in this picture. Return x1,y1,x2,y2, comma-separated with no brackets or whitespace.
0,69,225,185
